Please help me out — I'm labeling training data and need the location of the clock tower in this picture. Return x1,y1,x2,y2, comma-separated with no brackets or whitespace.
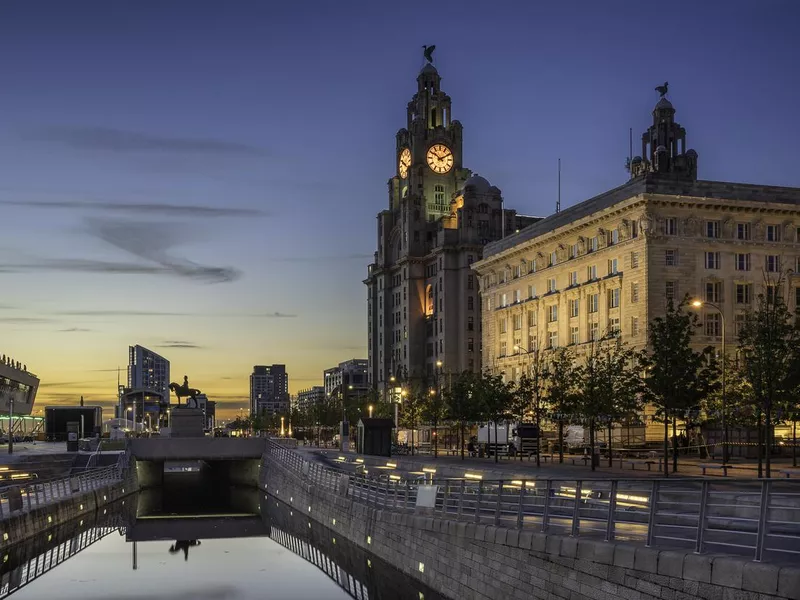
365,51,532,399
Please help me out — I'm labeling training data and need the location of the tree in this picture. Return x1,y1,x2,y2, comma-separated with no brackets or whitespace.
509,347,550,464
400,379,426,456
445,371,480,460
546,348,581,464
421,381,448,458
575,331,642,470
738,273,800,478
640,297,718,476
473,371,514,463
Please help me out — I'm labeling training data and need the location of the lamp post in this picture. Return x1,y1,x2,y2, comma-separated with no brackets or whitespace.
691,300,727,464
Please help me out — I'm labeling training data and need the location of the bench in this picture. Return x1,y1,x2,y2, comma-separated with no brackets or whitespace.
699,463,739,476
619,458,661,471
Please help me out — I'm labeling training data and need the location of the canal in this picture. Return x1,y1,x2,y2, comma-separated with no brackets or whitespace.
1,488,447,600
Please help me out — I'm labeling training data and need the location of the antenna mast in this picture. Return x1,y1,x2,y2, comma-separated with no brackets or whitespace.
629,127,633,163
556,158,561,214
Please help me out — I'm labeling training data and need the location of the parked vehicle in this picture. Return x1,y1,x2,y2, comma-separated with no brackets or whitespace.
477,422,540,457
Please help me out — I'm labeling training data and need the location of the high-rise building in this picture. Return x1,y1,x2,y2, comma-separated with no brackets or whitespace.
297,386,325,413
364,55,538,394
475,91,800,441
324,359,368,401
250,364,289,416
127,345,170,402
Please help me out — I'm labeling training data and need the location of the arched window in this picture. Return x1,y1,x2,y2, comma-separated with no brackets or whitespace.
425,284,434,316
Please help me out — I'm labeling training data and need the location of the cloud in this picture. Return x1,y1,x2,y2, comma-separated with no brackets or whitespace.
58,327,92,332
0,199,264,218
25,125,268,157
268,253,372,263
0,317,55,324
255,312,297,318
157,340,203,349
52,309,295,318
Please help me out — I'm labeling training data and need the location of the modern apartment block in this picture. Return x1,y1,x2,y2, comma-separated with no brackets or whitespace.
324,359,368,401
127,345,170,402
250,364,289,416
297,386,325,413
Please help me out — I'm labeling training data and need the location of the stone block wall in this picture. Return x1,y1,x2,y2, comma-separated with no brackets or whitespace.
264,457,800,600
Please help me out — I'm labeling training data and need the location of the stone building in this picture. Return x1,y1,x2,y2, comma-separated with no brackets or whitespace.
365,57,538,395
474,93,800,396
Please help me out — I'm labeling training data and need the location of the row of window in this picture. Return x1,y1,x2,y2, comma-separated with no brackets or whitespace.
663,250,799,272
498,316,629,356
664,218,800,242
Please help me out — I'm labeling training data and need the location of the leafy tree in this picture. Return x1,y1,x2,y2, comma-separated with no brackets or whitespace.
546,348,581,464
421,380,448,458
508,345,550,464
640,297,718,475
575,331,642,470
738,273,800,477
473,371,514,463
445,371,480,460
400,379,426,456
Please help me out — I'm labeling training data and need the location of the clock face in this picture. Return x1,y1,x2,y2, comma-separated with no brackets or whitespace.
398,148,411,179
427,144,453,174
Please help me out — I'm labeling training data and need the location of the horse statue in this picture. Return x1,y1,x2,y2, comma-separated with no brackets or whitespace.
169,375,202,408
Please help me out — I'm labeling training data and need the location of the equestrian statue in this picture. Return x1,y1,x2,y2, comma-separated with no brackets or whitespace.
169,375,202,408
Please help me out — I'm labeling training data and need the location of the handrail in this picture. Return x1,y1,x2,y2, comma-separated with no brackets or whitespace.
265,440,800,565
0,457,126,522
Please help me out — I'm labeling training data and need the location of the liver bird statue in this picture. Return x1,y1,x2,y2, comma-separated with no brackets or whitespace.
655,81,669,97
423,45,436,64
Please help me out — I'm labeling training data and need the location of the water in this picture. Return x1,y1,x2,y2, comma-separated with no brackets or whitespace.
1,492,446,600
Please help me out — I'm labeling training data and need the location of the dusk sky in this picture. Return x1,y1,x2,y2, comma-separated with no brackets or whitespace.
2,1,798,419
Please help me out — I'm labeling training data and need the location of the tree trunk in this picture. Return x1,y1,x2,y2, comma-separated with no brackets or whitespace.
460,421,465,460
558,420,564,464
494,421,499,464
793,419,797,469
607,422,613,468
757,412,764,479
535,410,541,468
589,420,596,472
671,412,678,473
663,415,669,477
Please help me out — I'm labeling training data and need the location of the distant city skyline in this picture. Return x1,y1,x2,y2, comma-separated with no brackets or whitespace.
1,1,798,419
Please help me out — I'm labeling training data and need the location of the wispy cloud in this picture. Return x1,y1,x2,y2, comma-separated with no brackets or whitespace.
0,199,264,218
52,309,296,318
255,312,297,318
0,317,55,324
25,125,268,157
157,340,203,349
58,327,92,332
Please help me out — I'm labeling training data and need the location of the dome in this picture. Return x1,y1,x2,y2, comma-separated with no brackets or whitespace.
686,149,698,157
655,97,674,111
419,63,438,75
631,155,643,163
463,174,491,194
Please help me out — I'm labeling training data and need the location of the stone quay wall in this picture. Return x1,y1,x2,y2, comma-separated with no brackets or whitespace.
263,454,800,600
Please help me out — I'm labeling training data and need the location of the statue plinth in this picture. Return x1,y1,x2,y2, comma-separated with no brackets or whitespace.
169,408,205,438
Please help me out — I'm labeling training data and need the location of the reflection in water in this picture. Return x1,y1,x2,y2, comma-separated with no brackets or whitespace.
1,491,450,599
168,539,201,561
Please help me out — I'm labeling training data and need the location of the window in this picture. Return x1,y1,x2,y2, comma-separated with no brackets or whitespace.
631,251,640,269
797,227,800,242
609,317,620,333
631,316,640,337
514,289,521,303
705,252,720,269
499,340,507,356
587,265,597,280
796,287,800,308
766,285,781,304
737,223,751,241
706,221,720,238
665,218,677,235
500,293,508,307
665,250,678,266
589,237,598,252
467,275,474,289
547,305,558,322
468,338,474,352
512,265,520,279
528,334,537,352
588,293,599,313
467,296,474,310
434,184,445,203
547,278,557,293
530,259,537,273
528,284,536,299
608,288,620,308
549,251,557,267
736,284,752,305
570,326,579,345
767,225,781,242
735,253,751,271
608,229,619,246
548,330,558,349
499,318,507,334
467,316,474,331
705,313,721,337
705,282,721,303
766,255,780,272
666,281,677,301
569,298,580,318
589,321,599,341
527,310,537,327
734,313,746,336
608,258,618,275
486,296,492,311
513,314,522,330
631,282,639,303
570,243,578,259
569,271,578,286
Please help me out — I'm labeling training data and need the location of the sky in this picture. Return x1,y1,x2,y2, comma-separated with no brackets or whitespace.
1,0,799,420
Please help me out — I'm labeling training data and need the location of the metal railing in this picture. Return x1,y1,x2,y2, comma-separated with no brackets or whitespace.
0,452,128,522
266,441,800,564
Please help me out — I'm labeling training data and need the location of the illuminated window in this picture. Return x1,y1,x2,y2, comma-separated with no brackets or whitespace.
425,285,434,316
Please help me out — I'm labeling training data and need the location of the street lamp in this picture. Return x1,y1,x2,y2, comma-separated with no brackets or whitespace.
691,299,727,464
280,416,285,437
368,405,373,418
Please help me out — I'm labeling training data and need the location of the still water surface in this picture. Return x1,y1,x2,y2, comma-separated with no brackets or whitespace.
2,491,446,600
